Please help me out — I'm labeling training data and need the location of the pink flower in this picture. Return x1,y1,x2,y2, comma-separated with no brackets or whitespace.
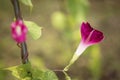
11,20,28,43
64,22,104,71
75,22,104,56
81,22,104,46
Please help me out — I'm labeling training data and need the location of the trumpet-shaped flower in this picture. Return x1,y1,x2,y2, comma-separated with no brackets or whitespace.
75,22,104,56
64,22,104,71
11,20,28,43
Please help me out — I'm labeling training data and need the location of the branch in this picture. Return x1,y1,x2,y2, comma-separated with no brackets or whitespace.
11,0,29,64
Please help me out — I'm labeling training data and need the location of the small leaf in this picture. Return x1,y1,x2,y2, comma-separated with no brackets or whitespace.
42,70,58,80
32,68,44,80
5,63,32,80
24,21,42,40
19,0,33,10
32,69,58,80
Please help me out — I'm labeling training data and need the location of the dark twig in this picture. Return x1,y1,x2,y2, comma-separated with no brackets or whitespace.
11,0,29,64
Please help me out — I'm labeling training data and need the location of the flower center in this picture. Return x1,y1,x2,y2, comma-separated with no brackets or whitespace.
16,26,22,36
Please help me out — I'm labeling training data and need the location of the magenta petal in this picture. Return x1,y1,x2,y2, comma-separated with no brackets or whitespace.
11,20,28,43
88,29,104,45
81,22,93,41
80,22,104,46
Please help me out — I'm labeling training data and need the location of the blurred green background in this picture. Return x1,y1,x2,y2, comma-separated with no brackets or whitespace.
0,0,120,80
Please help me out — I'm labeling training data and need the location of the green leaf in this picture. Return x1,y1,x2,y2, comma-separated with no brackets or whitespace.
19,0,33,10
42,70,58,80
32,69,59,80
4,62,58,80
5,63,32,80
32,68,44,80
24,21,42,40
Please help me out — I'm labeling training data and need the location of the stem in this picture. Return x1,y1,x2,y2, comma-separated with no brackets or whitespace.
63,54,79,71
64,42,88,71
11,0,22,20
11,0,29,64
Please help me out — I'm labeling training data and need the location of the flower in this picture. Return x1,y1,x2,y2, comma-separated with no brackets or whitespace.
64,22,104,71
11,20,28,43
81,22,104,46
75,22,104,56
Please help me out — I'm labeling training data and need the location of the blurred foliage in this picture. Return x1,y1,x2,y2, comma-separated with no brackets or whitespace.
0,61,6,80
19,0,33,11
51,11,67,31
67,0,89,24
89,45,102,80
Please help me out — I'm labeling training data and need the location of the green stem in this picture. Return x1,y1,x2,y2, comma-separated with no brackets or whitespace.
64,42,87,71
64,54,79,71
63,71,71,80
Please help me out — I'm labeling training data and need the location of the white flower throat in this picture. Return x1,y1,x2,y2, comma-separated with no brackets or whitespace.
16,26,22,36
